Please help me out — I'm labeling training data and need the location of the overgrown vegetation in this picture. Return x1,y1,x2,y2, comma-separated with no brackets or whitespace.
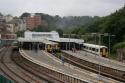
72,6,125,49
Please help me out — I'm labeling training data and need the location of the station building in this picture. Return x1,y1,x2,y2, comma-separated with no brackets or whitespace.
18,31,84,51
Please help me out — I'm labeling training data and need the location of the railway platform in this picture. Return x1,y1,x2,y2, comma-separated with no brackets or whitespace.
20,49,121,83
20,50,96,82
62,50,125,71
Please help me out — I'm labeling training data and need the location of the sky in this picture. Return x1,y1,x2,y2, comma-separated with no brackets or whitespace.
0,0,125,17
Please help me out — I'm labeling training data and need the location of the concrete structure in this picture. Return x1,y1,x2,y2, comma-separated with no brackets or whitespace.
6,18,26,33
24,31,84,43
1,34,17,40
0,15,13,33
24,31,60,41
18,31,84,50
4,15,13,22
0,16,5,23
23,14,42,30
19,49,119,83
0,17,6,34
14,18,26,31
6,23,14,33
63,50,125,71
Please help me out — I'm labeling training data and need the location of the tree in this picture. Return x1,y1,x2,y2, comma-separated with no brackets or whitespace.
56,29,63,37
16,30,25,37
0,13,3,16
33,25,50,32
20,12,31,19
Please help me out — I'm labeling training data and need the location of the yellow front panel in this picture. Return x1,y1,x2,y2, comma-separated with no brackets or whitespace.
48,45,50,49
56,44,58,49
103,48,106,55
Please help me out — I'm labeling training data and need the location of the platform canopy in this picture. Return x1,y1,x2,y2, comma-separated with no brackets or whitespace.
59,38,84,44
18,37,58,45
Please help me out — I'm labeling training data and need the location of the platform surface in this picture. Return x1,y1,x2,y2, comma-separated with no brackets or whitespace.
20,50,120,83
62,50,125,71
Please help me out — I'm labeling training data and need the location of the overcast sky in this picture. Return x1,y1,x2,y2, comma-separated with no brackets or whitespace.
0,0,125,17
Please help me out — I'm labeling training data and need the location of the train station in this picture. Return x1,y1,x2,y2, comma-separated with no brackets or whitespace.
0,1,125,82
18,31,84,52
0,31,125,83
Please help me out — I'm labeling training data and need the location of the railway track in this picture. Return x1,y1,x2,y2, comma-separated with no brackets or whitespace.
18,49,87,83
0,47,50,83
0,47,26,83
12,49,61,83
53,51,125,82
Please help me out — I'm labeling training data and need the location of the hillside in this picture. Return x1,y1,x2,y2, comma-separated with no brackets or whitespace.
72,6,125,42
20,13,100,29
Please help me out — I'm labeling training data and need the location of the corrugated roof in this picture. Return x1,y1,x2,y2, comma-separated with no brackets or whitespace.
59,38,84,44
18,37,57,45
83,43,107,49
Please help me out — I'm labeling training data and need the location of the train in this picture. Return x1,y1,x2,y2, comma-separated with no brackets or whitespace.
44,42,60,52
82,43,108,57
13,40,60,52
16,36,108,57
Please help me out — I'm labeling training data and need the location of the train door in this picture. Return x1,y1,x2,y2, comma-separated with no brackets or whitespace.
100,48,106,57
103,48,106,57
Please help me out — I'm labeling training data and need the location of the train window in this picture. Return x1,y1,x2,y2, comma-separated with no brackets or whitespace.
90,47,93,50
92,48,95,51
89,47,91,50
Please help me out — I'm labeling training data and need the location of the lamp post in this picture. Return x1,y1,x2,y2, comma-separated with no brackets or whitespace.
108,34,115,56
69,34,70,50
91,33,97,44
99,33,115,56
63,34,71,50
63,34,67,50
90,33,115,81
71,34,76,50
97,33,108,81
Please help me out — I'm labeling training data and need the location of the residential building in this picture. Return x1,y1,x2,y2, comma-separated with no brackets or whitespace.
4,15,13,22
23,14,42,30
6,18,26,33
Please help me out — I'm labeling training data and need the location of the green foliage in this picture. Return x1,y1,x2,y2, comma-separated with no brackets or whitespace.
20,12,31,19
34,13,100,29
16,30,25,37
71,6,125,47
55,29,63,37
35,13,60,29
113,41,125,49
20,12,100,37
32,25,50,32
101,7,125,43
56,16,100,28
